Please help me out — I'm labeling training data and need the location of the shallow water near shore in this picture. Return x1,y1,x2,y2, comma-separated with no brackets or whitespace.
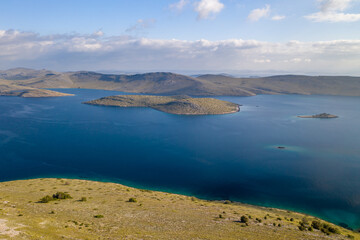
1,89,360,229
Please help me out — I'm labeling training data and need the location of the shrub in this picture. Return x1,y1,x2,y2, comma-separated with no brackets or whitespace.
328,226,340,234
224,200,231,204
311,220,321,230
80,197,87,202
128,198,137,203
39,195,53,203
53,192,72,200
94,215,104,218
301,218,309,225
290,218,294,222
240,216,249,224
299,225,306,231
322,223,330,229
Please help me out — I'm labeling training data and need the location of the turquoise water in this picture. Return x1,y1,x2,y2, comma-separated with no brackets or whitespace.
1,89,360,229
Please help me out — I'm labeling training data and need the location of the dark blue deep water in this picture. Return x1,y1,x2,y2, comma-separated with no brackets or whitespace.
1,89,360,229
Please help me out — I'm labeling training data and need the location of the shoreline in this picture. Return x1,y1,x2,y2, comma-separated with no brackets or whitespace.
0,178,358,239
1,176,358,231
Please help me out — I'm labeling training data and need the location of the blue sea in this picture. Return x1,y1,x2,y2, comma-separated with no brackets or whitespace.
1,89,360,229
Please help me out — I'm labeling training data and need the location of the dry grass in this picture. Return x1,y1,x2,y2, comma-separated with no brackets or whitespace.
0,178,358,240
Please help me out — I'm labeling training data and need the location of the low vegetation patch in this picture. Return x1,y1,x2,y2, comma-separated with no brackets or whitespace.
128,197,137,203
39,192,72,203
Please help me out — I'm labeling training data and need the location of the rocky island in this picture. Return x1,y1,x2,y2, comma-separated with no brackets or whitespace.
298,113,338,118
84,95,240,115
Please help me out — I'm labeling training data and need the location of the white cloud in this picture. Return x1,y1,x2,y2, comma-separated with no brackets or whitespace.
306,0,360,22
194,0,224,19
1,29,360,75
248,5,271,22
254,59,271,63
170,0,189,11
272,15,286,21
125,19,156,34
306,11,360,22
319,0,352,12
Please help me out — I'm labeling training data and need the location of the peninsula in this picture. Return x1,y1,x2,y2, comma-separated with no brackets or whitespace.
298,113,339,118
0,178,357,240
84,95,240,115
0,82,73,98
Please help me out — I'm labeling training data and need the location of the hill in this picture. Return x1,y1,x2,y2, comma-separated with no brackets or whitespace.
1,68,360,97
84,95,240,115
0,81,73,98
0,178,358,239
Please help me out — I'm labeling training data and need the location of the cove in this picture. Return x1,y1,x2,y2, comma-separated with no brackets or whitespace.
1,89,360,229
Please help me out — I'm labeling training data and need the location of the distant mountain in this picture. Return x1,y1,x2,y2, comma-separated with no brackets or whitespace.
1,68,360,96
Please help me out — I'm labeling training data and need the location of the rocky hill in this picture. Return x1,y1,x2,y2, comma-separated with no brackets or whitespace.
1,68,360,97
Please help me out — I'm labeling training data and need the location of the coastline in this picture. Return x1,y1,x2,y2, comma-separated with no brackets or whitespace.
0,178,358,239
1,176,358,231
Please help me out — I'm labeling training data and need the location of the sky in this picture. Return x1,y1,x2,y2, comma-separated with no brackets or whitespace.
1,0,360,75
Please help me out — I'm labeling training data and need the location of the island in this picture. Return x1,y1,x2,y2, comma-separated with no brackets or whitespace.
0,82,73,98
297,113,338,118
84,95,240,115
0,178,356,239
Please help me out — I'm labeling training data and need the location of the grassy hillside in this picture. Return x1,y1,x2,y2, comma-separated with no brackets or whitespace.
84,95,240,115
0,81,73,98
0,178,358,239
2,68,360,97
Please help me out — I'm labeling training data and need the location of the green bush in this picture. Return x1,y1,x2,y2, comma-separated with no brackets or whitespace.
240,216,249,223
328,226,340,234
80,197,87,202
94,215,104,218
53,192,72,200
39,195,53,203
311,220,321,230
298,225,306,231
128,198,137,203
